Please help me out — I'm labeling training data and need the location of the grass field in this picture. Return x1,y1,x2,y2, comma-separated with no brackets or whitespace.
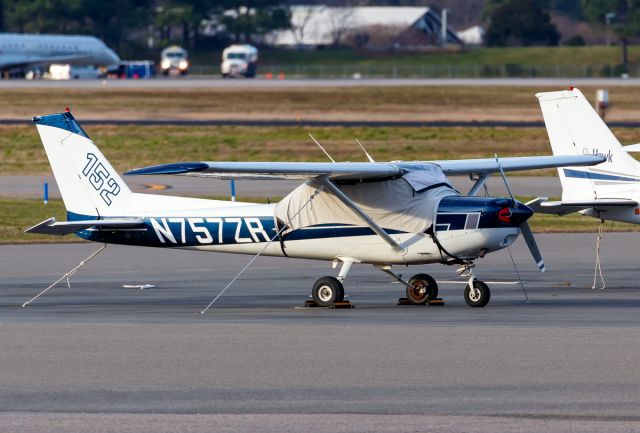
202,46,640,67
0,124,562,174
4,197,639,245
3,123,640,175
3,86,640,122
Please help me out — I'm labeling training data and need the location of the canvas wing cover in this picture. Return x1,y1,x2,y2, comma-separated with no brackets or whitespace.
275,166,458,234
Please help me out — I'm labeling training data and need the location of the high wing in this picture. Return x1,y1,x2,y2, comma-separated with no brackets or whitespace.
25,217,145,236
431,155,604,175
124,155,604,181
527,197,638,216
125,161,402,180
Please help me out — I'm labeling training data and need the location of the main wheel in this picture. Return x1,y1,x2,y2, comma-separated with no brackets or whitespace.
406,273,438,305
464,280,490,308
312,277,344,307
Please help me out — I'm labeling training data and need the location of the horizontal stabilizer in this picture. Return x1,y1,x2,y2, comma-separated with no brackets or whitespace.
125,155,604,181
621,143,640,152
526,197,637,216
25,217,144,236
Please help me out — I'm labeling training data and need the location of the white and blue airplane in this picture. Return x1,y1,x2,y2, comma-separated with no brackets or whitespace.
529,87,640,221
0,33,120,76
25,110,603,308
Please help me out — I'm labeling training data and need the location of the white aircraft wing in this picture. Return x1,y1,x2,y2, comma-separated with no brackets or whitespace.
125,161,402,180
124,155,603,181
25,217,145,236
430,155,604,175
526,197,638,216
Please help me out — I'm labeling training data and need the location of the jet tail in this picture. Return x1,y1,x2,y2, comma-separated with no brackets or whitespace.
33,110,133,219
537,88,640,201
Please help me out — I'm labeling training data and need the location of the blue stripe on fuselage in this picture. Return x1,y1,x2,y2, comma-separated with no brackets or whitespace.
563,168,640,183
67,194,531,246
71,213,278,247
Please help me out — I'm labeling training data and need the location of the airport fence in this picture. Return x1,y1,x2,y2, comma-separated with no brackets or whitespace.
189,63,640,79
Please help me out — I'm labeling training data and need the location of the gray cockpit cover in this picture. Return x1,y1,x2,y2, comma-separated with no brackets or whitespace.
275,165,459,234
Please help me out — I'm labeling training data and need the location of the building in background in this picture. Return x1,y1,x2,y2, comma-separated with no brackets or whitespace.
266,6,462,50
457,25,485,45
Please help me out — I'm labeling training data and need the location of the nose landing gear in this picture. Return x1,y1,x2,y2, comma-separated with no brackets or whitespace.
458,262,491,307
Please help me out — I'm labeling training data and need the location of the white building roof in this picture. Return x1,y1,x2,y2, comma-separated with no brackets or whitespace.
457,25,485,45
267,6,431,47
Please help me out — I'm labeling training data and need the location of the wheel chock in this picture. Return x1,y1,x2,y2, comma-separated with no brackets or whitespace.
396,297,445,306
331,300,354,309
298,300,354,309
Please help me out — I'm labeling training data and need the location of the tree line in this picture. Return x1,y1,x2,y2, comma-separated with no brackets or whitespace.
0,0,290,54
1,0,639,70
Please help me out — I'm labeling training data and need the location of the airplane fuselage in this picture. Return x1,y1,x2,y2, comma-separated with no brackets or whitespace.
0,33,120,71
73,196,531,266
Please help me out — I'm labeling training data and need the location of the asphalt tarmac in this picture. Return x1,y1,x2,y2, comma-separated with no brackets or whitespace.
1,175,562,199
1,77,640,89
1,233,640,432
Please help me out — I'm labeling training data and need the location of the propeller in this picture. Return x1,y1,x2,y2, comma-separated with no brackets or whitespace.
494,154,546,272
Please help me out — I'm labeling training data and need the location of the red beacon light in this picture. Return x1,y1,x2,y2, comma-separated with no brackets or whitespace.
498,207,512,224
568,86,574,91
65,106,70,113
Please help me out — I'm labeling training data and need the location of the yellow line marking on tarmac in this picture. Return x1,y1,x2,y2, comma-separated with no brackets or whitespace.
143,183,170,191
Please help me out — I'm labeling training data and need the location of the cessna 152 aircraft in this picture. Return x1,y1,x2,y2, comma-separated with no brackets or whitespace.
25,110,603,308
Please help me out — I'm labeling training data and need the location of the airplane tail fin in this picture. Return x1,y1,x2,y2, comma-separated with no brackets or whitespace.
537,88,640,200
33,110,133,219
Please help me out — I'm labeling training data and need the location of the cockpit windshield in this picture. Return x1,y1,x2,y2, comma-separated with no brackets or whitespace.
227,53,246,60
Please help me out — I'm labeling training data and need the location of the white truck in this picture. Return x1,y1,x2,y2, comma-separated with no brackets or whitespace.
221,44,258,78
160,46,189,75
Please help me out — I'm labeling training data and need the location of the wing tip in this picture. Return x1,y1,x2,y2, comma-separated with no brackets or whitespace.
124,162,209,176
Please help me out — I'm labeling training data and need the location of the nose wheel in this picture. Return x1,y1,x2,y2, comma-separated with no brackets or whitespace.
464,279,490,307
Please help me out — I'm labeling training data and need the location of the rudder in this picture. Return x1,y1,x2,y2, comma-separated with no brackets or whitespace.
537,88,640,200
33,111,132,218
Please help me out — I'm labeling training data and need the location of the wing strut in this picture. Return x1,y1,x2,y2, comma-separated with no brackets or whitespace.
318,177,407,254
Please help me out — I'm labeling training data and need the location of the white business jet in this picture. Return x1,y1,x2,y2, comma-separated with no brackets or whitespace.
0,33,119,76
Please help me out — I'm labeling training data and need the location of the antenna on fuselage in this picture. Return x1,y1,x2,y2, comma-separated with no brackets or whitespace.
355,138,375,163
308,133,335,163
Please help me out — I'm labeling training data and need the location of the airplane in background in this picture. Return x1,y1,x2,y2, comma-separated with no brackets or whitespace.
24,109,603,309
0,33,120,77
529,87,640,221
527,87,640,288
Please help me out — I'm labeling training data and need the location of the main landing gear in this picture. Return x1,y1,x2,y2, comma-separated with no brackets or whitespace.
311,276,344,307
405,273,438,305
308,260,491,308
308,258,354,307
